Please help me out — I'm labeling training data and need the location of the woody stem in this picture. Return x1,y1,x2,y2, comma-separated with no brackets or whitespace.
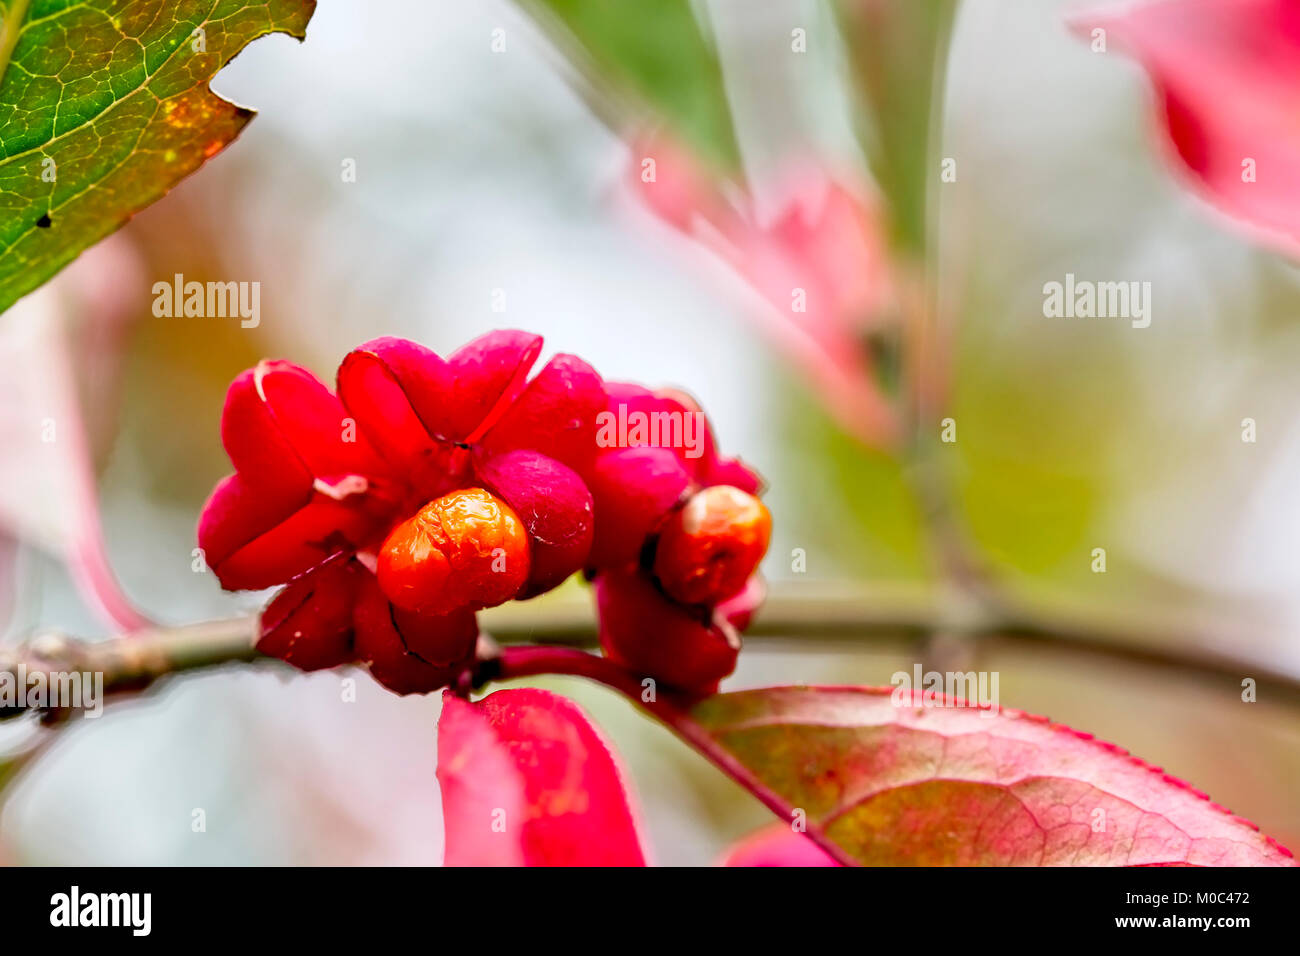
5,586,1298,722
0,616,261,722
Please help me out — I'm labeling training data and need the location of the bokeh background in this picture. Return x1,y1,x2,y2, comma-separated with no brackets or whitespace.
1,0,1298,864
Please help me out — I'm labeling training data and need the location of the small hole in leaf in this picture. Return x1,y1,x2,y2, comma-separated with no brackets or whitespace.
36,214,51,228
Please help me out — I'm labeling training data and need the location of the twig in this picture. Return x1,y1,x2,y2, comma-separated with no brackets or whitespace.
0,616,261,721
3,585,1297,720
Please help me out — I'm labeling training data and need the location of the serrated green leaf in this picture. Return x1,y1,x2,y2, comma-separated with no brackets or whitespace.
0,0,316,315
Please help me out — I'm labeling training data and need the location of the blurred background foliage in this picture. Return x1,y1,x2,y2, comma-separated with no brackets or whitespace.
0,0,1297,864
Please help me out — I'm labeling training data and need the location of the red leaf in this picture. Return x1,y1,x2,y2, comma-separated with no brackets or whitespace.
689,686,1295,866
437,688,648,866
1073,0,1300,257
627,133,899,447
0,240,150,631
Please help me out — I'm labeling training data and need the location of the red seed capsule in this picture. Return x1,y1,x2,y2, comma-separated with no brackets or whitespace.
353,572,479,696
377,488,530,616
596,566,740,694
652,485,771,606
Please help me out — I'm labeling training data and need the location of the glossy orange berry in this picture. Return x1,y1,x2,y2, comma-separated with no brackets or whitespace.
377,488,530,616
653,484,771,606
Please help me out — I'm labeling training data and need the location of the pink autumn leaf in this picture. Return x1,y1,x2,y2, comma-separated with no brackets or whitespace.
1073,0,1300,258
0,239,151,632
722,824,842,867
437,687,648,866
628,133,900,448
687,686,1295,866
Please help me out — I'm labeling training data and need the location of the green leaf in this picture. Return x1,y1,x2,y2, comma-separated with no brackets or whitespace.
518,0,739,171
834,0,957,253
0,0,316,315
689,685,1295,866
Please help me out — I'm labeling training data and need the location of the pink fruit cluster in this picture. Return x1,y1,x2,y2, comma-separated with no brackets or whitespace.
198,331,768,695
